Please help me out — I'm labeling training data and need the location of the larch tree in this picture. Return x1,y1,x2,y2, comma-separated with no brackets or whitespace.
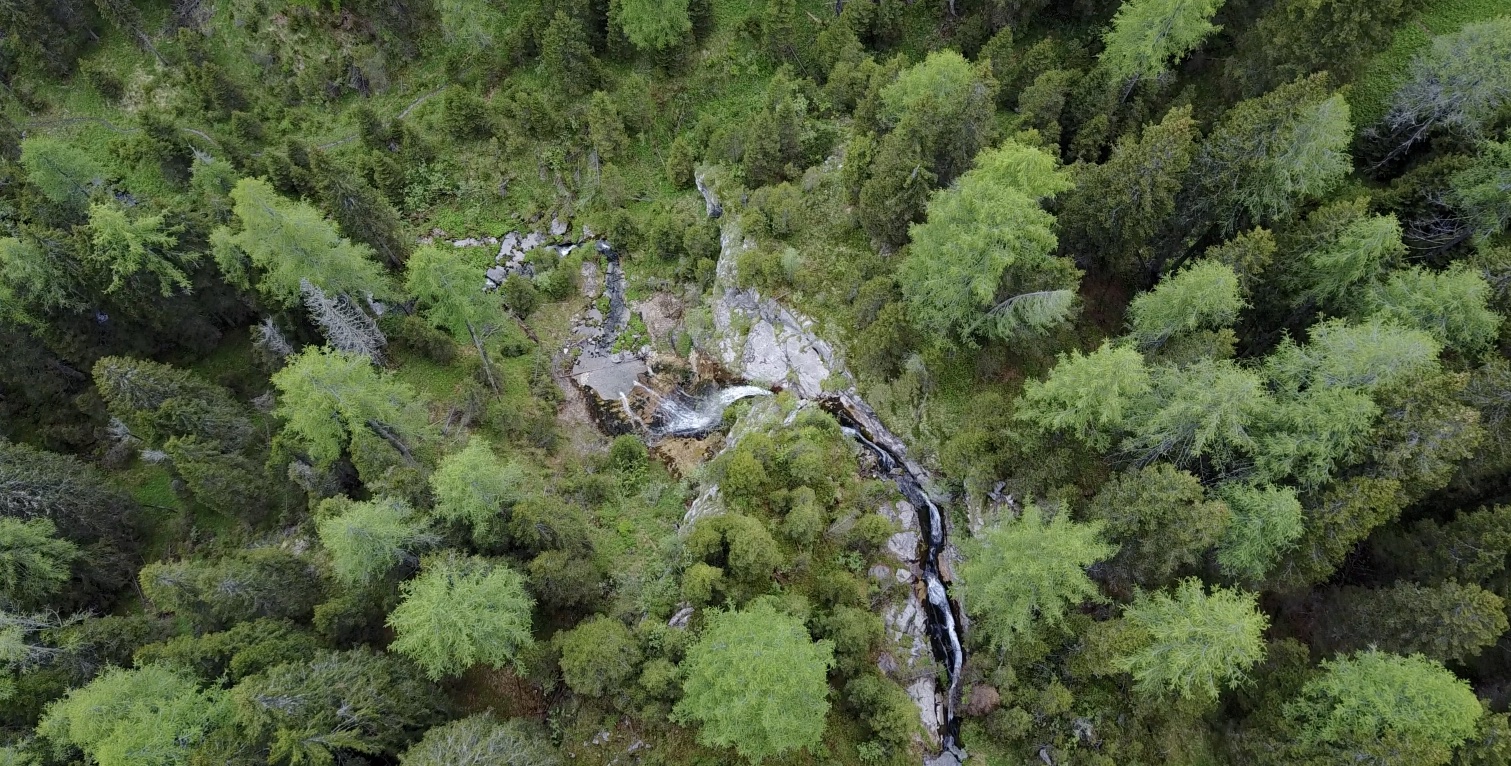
1099,0,1225,91
1285,650,1482,766
429,437,522,540
1116,578,1268,702
1015,341,1151,449
1185,73,1353,237
37,664,229,766
387,553,534,680
1125,359,1271,470
0,518,78,610
0,236,84,326
1286,198,1406,310
315,496,436,585
1266,318,1441,393
1363,265,1501,355
1215,483,1303,582
1127,260,1244,349
674,601,835,763
85,203,195,297
959,503,1116,652
210,177,389,308
1448,140,1511,242
270,346,431,468
898,139,1077,344
400,715,561,766
405,245,504,393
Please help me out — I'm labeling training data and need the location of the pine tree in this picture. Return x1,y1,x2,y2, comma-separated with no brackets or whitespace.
674,601,835,763
387,552,534,679
1116,578,1268,702
537,11,599,97
959,503,1115,652
1215,483,1303,582
309,152,410,269
1314,581,1507,664
1083,465,1231,592
898,139,1076,344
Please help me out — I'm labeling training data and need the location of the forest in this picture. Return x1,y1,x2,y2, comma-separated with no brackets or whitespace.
0,0,1509,762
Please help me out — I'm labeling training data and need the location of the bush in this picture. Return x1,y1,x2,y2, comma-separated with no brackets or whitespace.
682,562,724,605
849,514,897,553
557,616,642,697
610,434,649,472
441,86,490,140
501,275,540,317
384,313,458,364
845,674,919,746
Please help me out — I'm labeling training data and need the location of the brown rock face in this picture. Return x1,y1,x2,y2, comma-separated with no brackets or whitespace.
963,685,1001,718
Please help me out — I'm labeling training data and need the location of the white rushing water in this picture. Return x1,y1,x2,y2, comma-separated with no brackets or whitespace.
650,385,772,436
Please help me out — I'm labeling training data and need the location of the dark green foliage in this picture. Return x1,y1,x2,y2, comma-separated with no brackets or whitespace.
1082,465,1230,594
310,152,411,268
135,619,324,683
230,648,447,764
93,356,252,450
140,548,326,631
1313,581,1507,663
0,440,139,552
557,615,642,696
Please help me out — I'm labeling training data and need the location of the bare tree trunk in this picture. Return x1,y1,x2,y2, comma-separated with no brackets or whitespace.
467,322,500,395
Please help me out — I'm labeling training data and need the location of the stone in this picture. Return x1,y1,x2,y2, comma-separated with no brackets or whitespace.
668,605,694,629
869,564,893,583
485,266,508,284
581,261,602,298
550,216,569,237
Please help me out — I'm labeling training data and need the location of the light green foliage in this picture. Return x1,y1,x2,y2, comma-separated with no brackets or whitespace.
1215,483,1303,581
1267,318,1441,392
959,504,1115,652
316,497,434,585
1117,579,1267,701
1286,651,1482,765
435,0,508,52
557,615,642,697
1100,0,1225,83
899,140,1076,344
1191,74,1352,234
19,137,104,209
1016,342,1150,449
387,553,533,679
674,601,835,762
870,50,998,191
1364,265,1501,354
400,715,561,766
86,203,194,297
212,178,388,307
430,437,521,537
1255,386,1379,488
0,237,83,322
1126,359,1270,469
1084,465,1231,591
404,248,500,343
0,518,77,610
1293,201,1406,307
231,647,444,764
38,664,228,766
271,346,431,467
880,50,987,129
1128,260,1243,348
615,0,692,51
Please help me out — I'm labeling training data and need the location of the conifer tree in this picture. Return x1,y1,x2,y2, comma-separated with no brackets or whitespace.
270,346,431,468
1116,578,1268,702
1084,465,1231,592
557,615,642,697
430,437,521,539
0,518,77,610
316,496,436,585
1285,651,1481,766
85,203,195,297
674,601,834,763
960,503,1115,652
405,245,505,393
1375,18,1511,166
309,152,410,269
38,664,229,766
387,553,534,679
1215,483,1303,582
1015,342,1150,449
300,280,387,362
92,356,252,449
1127,260,1243,349
1125,359,1270,470
19,137,104,209
1315,581,1507,664
898,140,1076,344
1099,0,1224,89
1363,265,1501,355
401,716,561,766
615,0,692,52
537,11,599,97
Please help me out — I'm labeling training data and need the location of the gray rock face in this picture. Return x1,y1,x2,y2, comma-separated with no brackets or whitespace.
710,221,849,398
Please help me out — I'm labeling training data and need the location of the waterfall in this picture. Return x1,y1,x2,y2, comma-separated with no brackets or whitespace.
650,385,772,436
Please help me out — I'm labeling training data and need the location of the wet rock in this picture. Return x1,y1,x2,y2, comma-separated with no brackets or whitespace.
635,293,684,350
550,216,569,237
485,266,508,286
694,171,722,218
668,605,694,629
581,261,602,298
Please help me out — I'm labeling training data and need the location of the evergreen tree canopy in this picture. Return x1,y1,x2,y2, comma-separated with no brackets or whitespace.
674,601,835,762
899,140,1076,344
38,664,229,766
1099,0,1225,85
1116,578,1268,701
316,496,435,585
387,553,534,679
615,0,692,51
19,137,104,209
1215,483,1303,582
85,203,194,297
960,503,1115,652
1016,342,1151,449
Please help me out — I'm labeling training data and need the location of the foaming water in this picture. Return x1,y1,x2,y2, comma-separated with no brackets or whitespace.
651,385,771,436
